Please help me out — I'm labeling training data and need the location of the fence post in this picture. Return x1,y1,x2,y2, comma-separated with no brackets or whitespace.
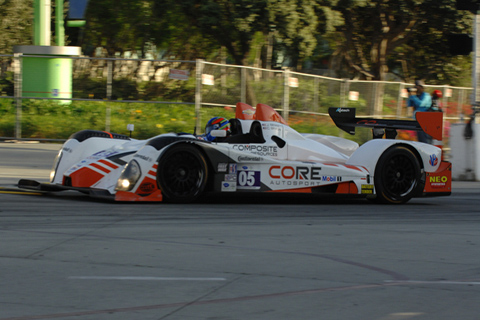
14,53,22,139
241,67,246,103
397,83,405,118
313,77,319,133
458,88,465,121
195,59,204,132
340,79,349,108
283,69,290,123
105,60,113,132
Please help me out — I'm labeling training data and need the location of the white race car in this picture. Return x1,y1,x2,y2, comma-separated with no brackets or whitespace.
19,103,451,204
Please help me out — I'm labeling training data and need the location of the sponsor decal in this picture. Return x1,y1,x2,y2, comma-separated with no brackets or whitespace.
224,174,237,181
268,165,325,187
269,165,322,180
139,182,156,193
238,156,263,162
336,108,351,113
242,109,255,116
229,164,237,174
429,175,448,188
322,176,341,182
361,184,374,194
87,150,120,160
237,170,261,189
134,154,153,162
429,154,439,166
221,181,237,192
63,147,73,153
218,163,228,172
232,145,278,157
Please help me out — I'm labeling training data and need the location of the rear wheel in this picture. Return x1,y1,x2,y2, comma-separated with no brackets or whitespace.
373,146,421,204
157,144,208,203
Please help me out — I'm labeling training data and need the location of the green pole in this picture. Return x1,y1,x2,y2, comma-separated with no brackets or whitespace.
34,0,51,45
55,0,65,46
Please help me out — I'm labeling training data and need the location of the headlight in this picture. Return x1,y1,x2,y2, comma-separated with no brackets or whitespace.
115,160,142,191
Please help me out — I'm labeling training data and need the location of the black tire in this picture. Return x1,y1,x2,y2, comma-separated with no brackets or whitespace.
156,144,208,203
373,146,421,204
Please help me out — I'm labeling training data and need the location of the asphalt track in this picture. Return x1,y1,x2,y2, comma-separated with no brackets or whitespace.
1,142,479,320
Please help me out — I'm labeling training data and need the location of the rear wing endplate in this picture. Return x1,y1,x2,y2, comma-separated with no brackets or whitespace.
328,108,443,140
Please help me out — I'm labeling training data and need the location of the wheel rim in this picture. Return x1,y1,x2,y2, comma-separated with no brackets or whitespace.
161,150,205,198
383,154,417,197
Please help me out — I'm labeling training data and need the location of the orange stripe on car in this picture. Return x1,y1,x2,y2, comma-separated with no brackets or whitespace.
99,159,119,169
268,187,312,193
68,167,104,187
343,164,365,172
90,162,111,173
103,131,114,138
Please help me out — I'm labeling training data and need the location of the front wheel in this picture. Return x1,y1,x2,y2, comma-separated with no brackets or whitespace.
373,146,422,204
156,144,208,203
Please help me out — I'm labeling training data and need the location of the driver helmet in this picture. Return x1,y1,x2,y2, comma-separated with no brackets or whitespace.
204,117,230,141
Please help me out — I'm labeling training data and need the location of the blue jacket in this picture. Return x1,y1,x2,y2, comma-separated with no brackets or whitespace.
407,92,432,114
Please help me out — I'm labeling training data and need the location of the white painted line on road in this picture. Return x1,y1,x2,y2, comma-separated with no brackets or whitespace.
69,276,226,281
385,280,480,285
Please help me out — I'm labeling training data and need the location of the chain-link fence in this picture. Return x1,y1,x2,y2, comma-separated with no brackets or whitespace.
0,55,474,150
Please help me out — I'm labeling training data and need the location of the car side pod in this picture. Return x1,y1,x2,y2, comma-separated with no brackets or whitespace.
423,161,452,196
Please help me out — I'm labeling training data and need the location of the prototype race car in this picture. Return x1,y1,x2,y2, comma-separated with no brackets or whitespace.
18,102,451,204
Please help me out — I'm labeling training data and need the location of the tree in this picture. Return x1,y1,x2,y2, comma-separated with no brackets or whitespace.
176,0,268,65
331,0,471,83
0,0,34,54
267,0,328,69
82,0,162,57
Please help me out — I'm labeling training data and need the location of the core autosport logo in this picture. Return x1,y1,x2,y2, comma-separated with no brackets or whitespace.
268,165,338,187
429,154,439,166
269,165,322,180
233,145,278,157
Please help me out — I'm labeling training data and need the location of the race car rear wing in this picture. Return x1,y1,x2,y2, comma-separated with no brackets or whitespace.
328,107,443,140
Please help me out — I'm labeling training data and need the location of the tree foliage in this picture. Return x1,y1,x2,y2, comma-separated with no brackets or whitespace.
331,0,472,84
0,0,33,53
82,0,163,57
0,0,474,86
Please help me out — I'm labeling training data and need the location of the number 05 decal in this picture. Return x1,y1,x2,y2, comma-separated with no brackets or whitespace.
237,171,261,189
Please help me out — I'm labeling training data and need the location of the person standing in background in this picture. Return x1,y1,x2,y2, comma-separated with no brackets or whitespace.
407,80,433,144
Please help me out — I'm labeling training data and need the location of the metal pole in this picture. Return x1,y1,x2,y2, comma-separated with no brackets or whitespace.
14,53,22,139
34,0,51,46
283,69,290,124
241,67,246,103
107,60,113,100
55,0,65,46
473,13,480,113
313,77,319,133
195,59,204,132
396,83,404,118
105,60,113,131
